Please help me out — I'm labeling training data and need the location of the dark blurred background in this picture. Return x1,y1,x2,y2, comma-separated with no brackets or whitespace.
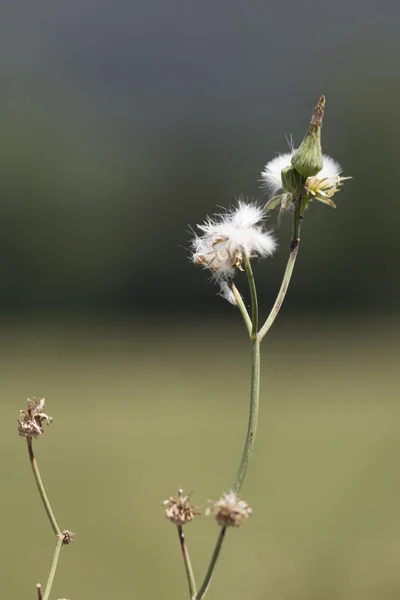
0,0,398,315
1,1,399,599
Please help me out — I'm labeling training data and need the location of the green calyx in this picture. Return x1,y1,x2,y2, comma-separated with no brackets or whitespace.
291,96,325,179
281,166,303,195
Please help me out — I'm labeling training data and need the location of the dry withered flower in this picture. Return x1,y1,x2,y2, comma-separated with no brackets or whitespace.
17,397,53,438
206,491,252,528
162,488,200,526
61,530,75,545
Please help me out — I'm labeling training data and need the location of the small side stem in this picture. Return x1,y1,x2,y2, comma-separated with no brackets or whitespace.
42,537,63,600
258,187,305,342
257,241,300,341
36,583,42,600
26,438,61,536
231,283,252,337
194,528,226,600
177,526,197,599
243,256,258,338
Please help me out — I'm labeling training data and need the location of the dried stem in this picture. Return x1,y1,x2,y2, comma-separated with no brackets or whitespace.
36,583,42,600
26,438,61,537
177,526,197,599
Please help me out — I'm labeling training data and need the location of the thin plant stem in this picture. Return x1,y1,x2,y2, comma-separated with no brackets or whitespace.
257,241,300,341
258,188,304,342
194,527,226,600
177,526,197,599
231,283,252,337
232,337,261,493
36,583,42,600
42,537,63,600
26,438,61,536
195,261,261,599
243,255,258,338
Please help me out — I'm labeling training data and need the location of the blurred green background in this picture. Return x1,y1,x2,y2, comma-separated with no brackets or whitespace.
1,0,399,598
2,320,399,599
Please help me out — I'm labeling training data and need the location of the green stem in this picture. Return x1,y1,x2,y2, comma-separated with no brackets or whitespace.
257,241,300,341
195,262,261,599
195,337,260,599
177,526,197,599
233,337,261,493
27,438,61,536
231,283,252,337
258,187,304,342
194,528,226,600
42,537,63,600
243,256,258,338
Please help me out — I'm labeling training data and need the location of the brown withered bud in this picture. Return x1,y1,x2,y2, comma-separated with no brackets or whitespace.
17,397,53,438
162,488,200,526
206,491,252,528
61,530,75,545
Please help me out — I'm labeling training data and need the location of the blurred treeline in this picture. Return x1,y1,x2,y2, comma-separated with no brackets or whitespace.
0,0,398,315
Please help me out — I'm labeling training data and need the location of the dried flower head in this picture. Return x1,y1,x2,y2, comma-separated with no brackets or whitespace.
162,489,199,526
206,491,252,528
17,397,53,438
191,200,276,302
261,151,350,220
61,530,75,545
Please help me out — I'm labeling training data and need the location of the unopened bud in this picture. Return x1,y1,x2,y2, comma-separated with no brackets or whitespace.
291,96,325,178
280,166,303,195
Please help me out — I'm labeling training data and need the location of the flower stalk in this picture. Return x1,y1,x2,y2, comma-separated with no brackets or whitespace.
18,399,70,600
195,265,260,600
243,255,258,338
26,437,61,537
186,95,350,600
231,283,252,336
42,536,63,600
194,527,226,600
233,336,261,492
177,526,197,599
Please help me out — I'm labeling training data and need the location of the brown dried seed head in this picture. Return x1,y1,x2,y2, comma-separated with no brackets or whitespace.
61,530,75,545
162,488,200,526
17,397,53,438
207,491,252,528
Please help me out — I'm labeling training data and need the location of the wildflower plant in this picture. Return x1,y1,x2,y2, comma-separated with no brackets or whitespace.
15,96,350,600
163,96,350,599
17,398,72,600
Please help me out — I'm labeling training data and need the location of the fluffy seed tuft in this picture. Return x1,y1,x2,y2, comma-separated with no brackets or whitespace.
206,491,252,528
191,200,276,300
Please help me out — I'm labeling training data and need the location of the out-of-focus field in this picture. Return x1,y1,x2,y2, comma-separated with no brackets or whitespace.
1,317,399,600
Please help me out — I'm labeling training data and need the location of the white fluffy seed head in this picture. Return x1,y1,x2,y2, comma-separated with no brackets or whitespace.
261,152,293,193
317,155,342,181
191,200,276,300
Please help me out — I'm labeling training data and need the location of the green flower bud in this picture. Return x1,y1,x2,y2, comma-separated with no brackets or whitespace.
280,165,303,195
291,96,325,178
